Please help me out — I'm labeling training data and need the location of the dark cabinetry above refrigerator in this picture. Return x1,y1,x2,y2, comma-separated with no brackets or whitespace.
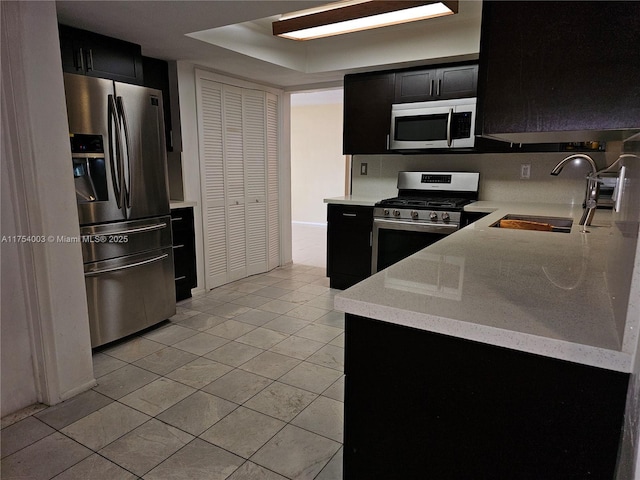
58,24,143,85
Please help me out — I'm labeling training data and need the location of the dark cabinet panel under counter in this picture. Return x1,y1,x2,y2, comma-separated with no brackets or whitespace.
326,204,373,289
170,207,197,301
344,314,629,479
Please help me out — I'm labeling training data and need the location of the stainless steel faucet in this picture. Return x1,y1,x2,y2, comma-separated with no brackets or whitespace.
550,154,599,226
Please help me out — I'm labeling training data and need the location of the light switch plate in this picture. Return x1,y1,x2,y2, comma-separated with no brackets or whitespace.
520,163,531,179
361,163,368,175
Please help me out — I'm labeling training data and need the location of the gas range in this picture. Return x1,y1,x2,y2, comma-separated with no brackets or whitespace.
374,172,480,226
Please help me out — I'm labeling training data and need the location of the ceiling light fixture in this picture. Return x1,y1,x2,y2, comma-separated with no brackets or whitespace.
272,0,458,41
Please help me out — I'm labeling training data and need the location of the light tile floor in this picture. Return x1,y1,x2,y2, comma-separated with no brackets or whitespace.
1,264,344,480
291,223,327,269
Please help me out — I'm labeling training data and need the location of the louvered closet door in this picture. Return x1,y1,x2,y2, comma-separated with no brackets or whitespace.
197,79,227,288
197,73,280,290
223,85,248,282
244,90,268,276
266,93,280,270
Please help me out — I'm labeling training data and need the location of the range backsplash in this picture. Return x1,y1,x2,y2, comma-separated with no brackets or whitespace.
351,148,621,205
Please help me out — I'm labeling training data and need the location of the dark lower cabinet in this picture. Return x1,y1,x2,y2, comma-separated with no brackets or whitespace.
344,314,629,479
327,204,373,289
171,207,196,301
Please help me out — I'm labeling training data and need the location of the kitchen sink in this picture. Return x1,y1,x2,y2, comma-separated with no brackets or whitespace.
491,214,573,233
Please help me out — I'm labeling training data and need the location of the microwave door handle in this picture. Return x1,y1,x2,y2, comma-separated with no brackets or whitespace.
446,108,453,147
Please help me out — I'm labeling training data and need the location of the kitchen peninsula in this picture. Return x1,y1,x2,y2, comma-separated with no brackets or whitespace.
335,200,638,478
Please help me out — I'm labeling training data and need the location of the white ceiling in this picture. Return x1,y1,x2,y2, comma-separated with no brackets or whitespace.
55,0,483,90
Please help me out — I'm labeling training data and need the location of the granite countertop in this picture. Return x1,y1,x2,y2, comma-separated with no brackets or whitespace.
335,201,636,372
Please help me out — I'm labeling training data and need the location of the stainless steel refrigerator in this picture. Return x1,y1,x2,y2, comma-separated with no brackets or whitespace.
64,73,175,348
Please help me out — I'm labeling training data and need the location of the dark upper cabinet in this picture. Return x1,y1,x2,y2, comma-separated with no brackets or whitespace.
58,25,143,85
343,72,394,154
142,56,173,151
394,64,478,103
477,1,640,143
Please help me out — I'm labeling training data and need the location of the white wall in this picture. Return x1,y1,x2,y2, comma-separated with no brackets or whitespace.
291,96,345,224
1,1,94,416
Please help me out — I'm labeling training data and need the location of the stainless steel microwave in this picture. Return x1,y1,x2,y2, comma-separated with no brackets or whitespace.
389,97,477,150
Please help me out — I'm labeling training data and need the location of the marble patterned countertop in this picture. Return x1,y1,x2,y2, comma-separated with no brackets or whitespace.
333,200,637,373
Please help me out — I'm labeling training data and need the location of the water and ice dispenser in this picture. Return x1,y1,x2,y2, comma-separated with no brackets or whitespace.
71,134,108,203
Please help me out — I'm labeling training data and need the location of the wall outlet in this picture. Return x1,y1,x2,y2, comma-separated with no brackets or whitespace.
360,163,368,175
520,163,531,179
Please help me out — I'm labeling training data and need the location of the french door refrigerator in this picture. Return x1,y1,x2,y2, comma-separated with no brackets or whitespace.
64,73,175,348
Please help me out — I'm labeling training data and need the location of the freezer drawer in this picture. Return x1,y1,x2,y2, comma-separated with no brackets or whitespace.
84,246,176,347
80,216,172,263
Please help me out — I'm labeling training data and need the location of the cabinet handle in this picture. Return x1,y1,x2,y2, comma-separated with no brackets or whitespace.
173,244,185,249
370,231,373,247
76,48,85,71
342,213,357,217
429,79,434,96
171,217,183,222
85,49,94,71
386,134,390,150
437,79,441,96
175,276,187,281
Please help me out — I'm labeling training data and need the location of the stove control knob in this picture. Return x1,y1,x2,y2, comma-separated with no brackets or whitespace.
383,209,390,216
411,210,419,219
429,212,438,221
393,209,401,217
442,212,451,222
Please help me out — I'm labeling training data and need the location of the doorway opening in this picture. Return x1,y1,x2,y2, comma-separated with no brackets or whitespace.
290,88,348,269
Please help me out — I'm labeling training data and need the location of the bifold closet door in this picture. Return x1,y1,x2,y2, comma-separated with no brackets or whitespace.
197,79,227,289
197,76,279,290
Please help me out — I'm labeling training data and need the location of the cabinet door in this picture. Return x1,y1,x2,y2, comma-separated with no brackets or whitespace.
58,25,143,85
171,207,197,301
142,56,173,151
394,69,437,102
327,204,373,289
343,72,394,154
436,64,478,99
82,31,143,85
394,64,478,102
59,26,84,74
477,1,640,142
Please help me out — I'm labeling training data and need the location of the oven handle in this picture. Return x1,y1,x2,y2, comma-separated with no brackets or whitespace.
373,218,459,234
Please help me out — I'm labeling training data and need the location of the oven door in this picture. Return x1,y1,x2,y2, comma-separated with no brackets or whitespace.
372,218,458,273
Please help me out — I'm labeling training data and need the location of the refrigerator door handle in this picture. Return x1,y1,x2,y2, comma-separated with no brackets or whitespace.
107,94,123,209
116,96,132,210
107,222,168,236
85,253,169,277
